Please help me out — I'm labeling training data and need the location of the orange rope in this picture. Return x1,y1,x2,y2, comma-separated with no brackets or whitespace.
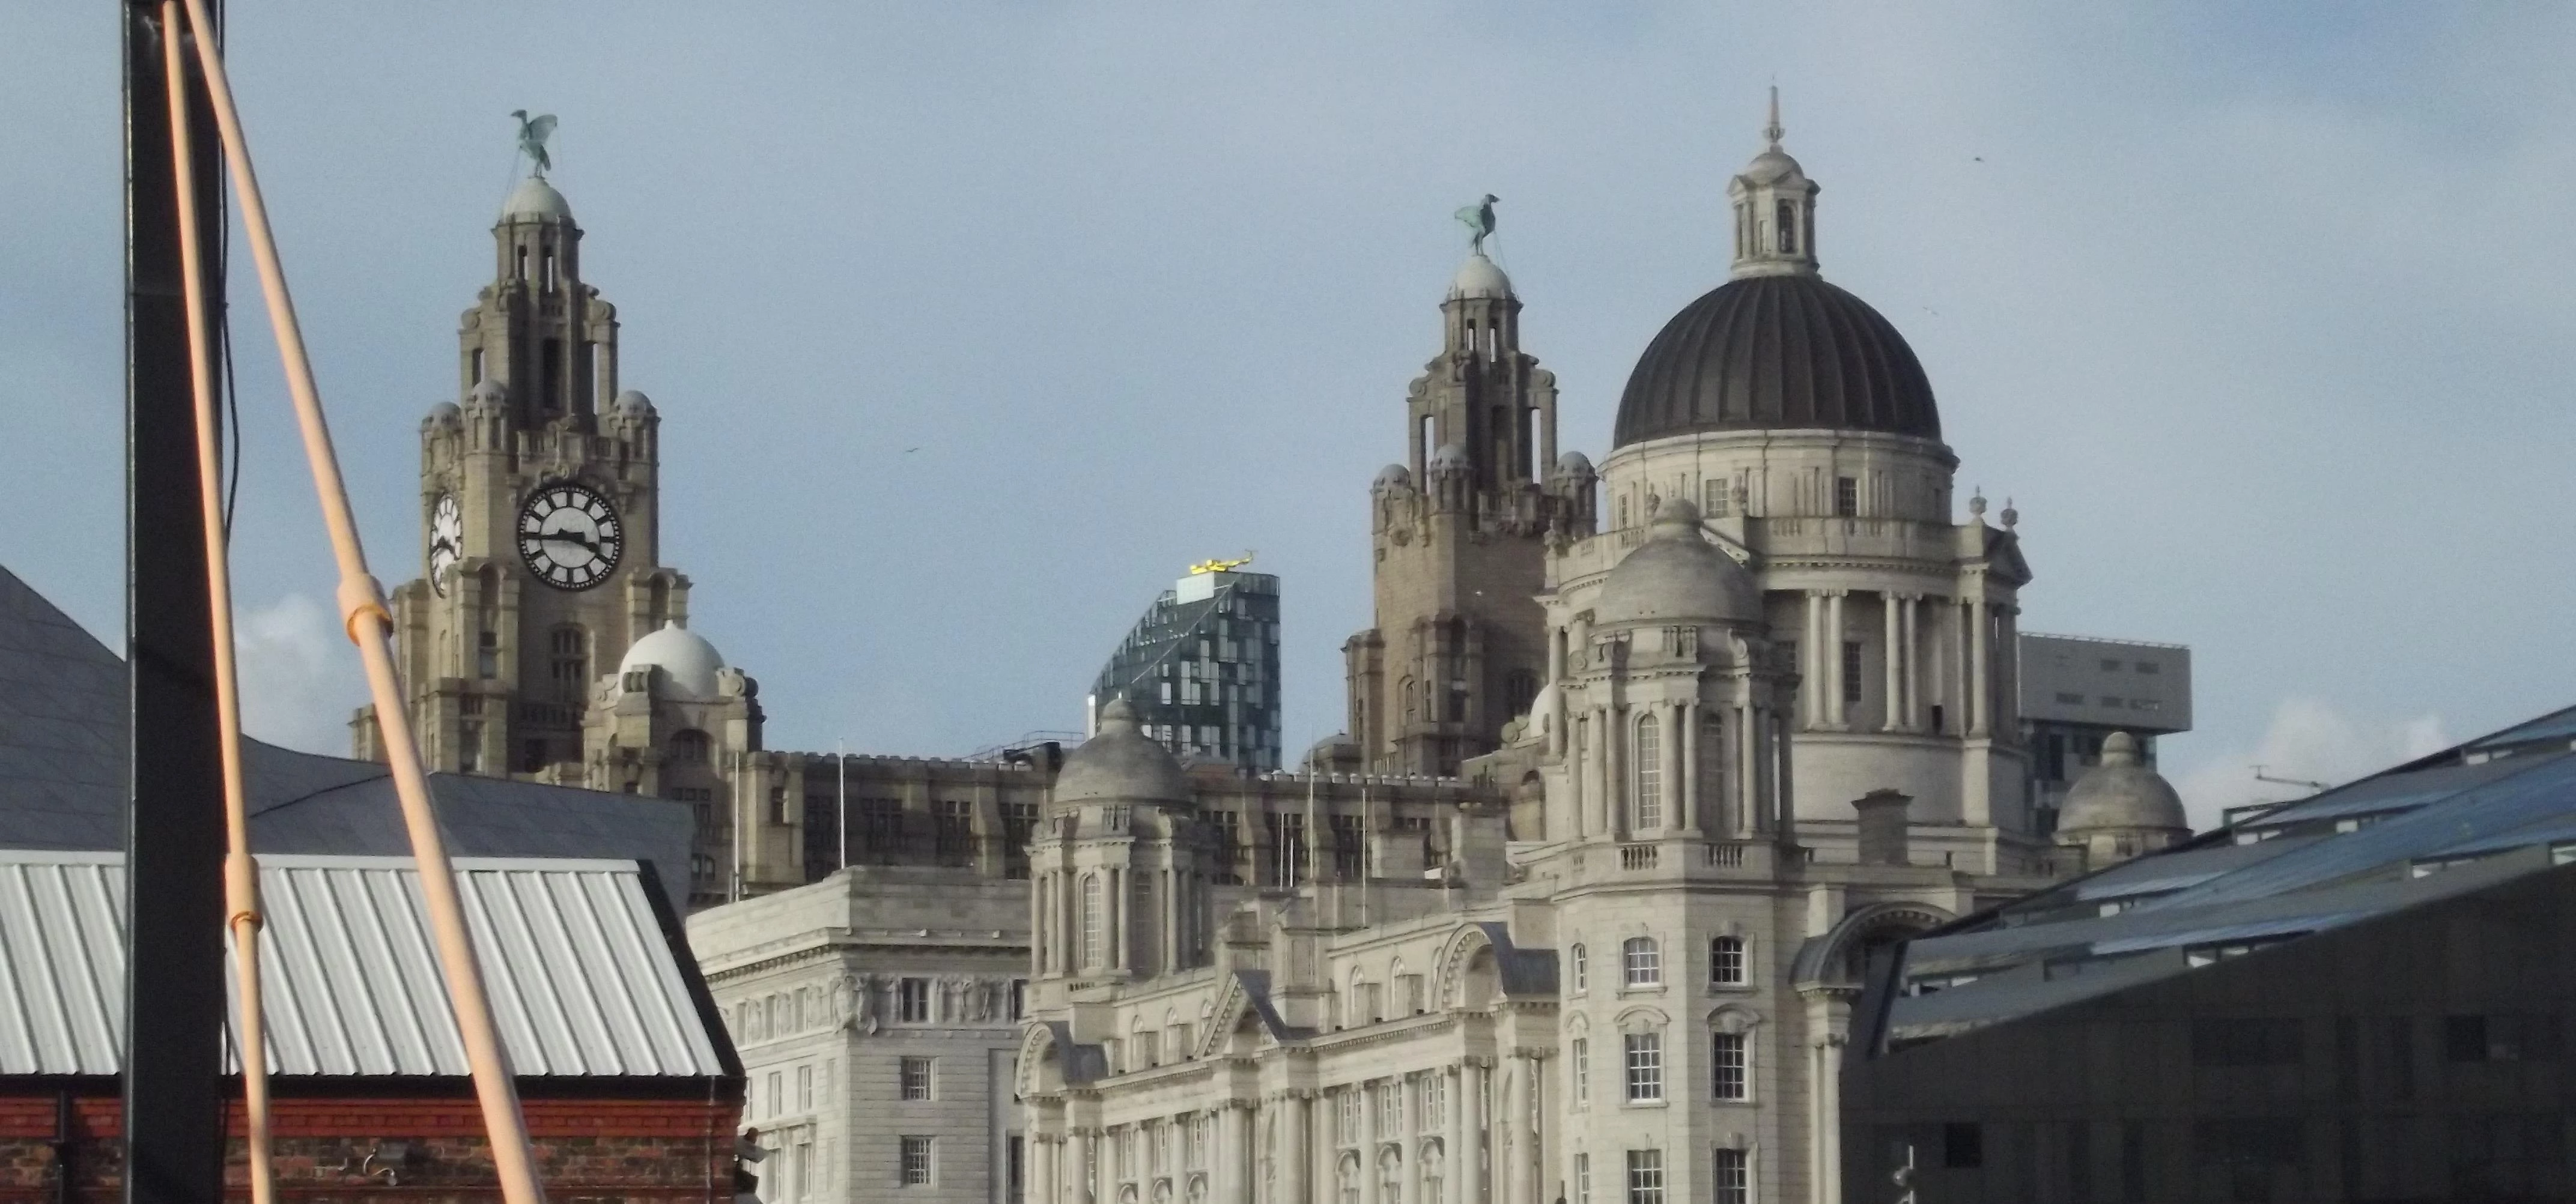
171,4,546,1200
156,8,273,1202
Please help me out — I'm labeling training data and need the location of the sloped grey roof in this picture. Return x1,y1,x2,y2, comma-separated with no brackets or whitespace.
0,565,692,904
1470,921,1560,998
1874,715,2576,1045
0,850,728,1079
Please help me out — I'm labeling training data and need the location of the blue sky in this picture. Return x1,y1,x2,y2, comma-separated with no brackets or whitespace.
7,4,2574,824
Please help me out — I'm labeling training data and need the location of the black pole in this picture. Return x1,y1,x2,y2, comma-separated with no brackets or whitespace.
123,2,228,1202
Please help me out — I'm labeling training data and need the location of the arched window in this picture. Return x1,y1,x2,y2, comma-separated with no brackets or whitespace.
1401,678,1417,726
1081,874,1106,969
1633,713,1663,829
1711,936,1748,986
1623,937,1661,987
1776,200,1798,254
1569,943,1588,994
670,728,711,765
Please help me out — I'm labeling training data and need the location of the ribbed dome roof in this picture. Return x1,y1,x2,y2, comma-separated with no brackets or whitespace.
1056,698,1191,806
1613,273,1940,447
500,177,572,223
619,622,724,700
2059,733,2189,834
1591,500,1760,627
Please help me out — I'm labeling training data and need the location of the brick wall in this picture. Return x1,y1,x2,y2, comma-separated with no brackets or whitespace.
0,1091,740,1204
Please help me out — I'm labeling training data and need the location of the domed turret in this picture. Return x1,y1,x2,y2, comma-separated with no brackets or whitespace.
1448,252,1513,301
618,622,725,700
1427,443,1472,475
500,176,573,223
1373,463,1414,492
1552,450,1595,480
612,389,656,420
1056,698,1191,806
425,401,463,429
465,378,508,410
2059,733,2187,834
1591,498,1760,627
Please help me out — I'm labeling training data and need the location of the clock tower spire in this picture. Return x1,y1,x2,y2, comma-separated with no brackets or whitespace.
356,148,696,784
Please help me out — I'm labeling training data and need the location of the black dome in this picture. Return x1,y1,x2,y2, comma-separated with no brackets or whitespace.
1612,273,1940,447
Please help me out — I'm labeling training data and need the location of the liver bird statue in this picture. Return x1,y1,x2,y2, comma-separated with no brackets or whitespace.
1454,193,1499,255
510,109,559,178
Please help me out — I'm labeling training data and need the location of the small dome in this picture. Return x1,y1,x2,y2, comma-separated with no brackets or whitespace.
1739,148,1806,186
425,401,463,428
465,378,508,408
1373,464,1414,491
1448,252,1513,301
1428,443,1471,473
1056,698,1191,805
500,177,573,222
1553,450,1596,479
2059,733,2189,834
618,622,725,700
613,389,656,419
1591,498,1760,627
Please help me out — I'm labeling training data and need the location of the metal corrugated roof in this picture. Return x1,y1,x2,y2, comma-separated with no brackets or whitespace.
0,850,724,1078
2088,911,2360,955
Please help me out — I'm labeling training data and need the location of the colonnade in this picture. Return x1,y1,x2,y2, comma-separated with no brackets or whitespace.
1796,587,2017,737
1031,861,1211,980
1026,1054,1552,1204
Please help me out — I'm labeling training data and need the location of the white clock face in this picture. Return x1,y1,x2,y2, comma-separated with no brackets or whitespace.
427,493,463,597
516,482,623,591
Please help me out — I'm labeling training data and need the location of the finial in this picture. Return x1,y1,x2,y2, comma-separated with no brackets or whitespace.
1453,194,1499,256
511,109,559,179
1968,486,1987,521
2000,497,2019,530
1763,85,1784,150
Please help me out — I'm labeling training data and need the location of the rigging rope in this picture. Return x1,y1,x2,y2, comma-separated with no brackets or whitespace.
170,2,548,1200
156,9,272,1202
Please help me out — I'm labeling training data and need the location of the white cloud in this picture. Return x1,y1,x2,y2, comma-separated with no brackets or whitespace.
234,593,365,756
2174,698,2452,829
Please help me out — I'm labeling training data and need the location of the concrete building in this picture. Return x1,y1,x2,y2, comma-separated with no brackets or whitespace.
1095,567,1285,773
1842,701,2576,1204
2016,633,2192,835
688,869,1034,1204
1017,102,2081,1204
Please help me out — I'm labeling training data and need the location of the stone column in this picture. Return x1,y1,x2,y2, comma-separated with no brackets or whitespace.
1364,1085,1385,1204
1800,592,1823,730
1678,700,1701,836
1968,596,1990,737
1900,596,1922,731
1825,590,1847,728
1445,1067,1465,1204
1774,710,1797,843
1284,1091,1310,1204
1502,1060,1527,1204
1069,1130,1095,1204
1110,867,1128,972
1315,1094,1338,1204
1736,703,1758,839
1997,603,2020,735
1881,594,1901,732
1802,988,1855,1204
1031,1133,1052,1204
1462,1060,1489,1204
1224,1102,1254,1204
1593,709,1614,836
1401,1073,1422,1204
1606,706,1627,840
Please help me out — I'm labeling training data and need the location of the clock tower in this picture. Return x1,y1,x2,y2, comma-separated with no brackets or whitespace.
354,171,694,782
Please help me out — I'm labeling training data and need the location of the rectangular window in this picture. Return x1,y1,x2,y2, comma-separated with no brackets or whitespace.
1572,945,1588,993
1339,1089,1362,1145
1704,477,1731,517
1010,979,1027,1021
1623,939,1661,987
1626,1149,1665,1204
1711,936,1747,985
899,1136,932,1186
935,799,974,866
1572,1037,1590,1106
896,978,931,1024
1833,475,1857,517
1575,1153,1591,1204
1713,1032,1748,1100
797,1063,813,1110
1624,1032,1663,1101
2190,1018,2301,1067
1713,1149,1749,1204
899,1056,931,1100
1842,641,1864,706
1419,1072,1445,1128
2446,1013,2561,1062
766,1071,782,1116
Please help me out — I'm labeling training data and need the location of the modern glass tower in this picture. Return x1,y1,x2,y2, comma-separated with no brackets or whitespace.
1090,567,1282,772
